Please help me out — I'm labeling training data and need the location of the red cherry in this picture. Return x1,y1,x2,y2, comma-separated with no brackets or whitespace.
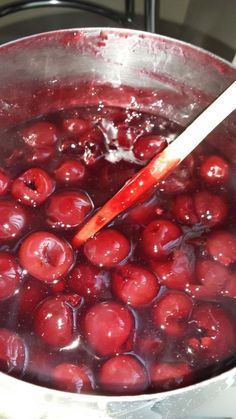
34,295,78,347
223,274,236,298
52,363,94,393
68,264,108,302
116,124,140,148
135,333,164,360
22,121,58,147
142,219,182,260
150,362,192,390
206,230,236,266
99,355,148,394
0,253,22,300
0,200,27,240
126,198,159,226
84,301,134,356
26,146,54,164
151,248,194,290
173,191,227,226
153,291,193,337
160,155,195,194
99,162,135,195
50,278,66,293
46,191,93,229
187,303,235,362
0,328,26,374
12,168,55,207
79,127,105,166
111,263,159,307
54,159,86,185
196,259,229,294
62,118,91,135
19,231,74,283
0,169,10,196
84,229,130,268
17,278,48,316
133,135,167,161
200,155,229,184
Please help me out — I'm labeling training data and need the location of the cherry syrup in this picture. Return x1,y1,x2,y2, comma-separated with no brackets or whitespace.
0,104,235,395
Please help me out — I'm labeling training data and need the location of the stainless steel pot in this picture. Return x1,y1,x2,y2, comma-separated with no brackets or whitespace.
0,28,235,419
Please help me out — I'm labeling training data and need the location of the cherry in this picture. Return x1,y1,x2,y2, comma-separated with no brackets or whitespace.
62,118,91,135
22,121,58,147
150,362,193,390
116,124,140,148
46,191,93,229
206,230,236,266
111,263,159,307
0,169,9,196
135,333,164,360
200,155,229,185
142,219,182,260
0,200,27,240
186,303,235,362
84,301,134,356
19,231,74,283
99,161,135,195
173,191,227,226
151,248,194,290
98,355,148,394
54,159,86,185
17,278,48,316
0,253,22,300
78,127,105,166
0,328,26,374
52,363,93,393
196,259,229,294
126,198,159,226
34,295,79,347
68,264,108,302
160,155,195,194
153,291,193,337
12,168,55,207
26,146,54,164
84,229,130,268
50,278,66,294
133,135,167,161
223,274,236,298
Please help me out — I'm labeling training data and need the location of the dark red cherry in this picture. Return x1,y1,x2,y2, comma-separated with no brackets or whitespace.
22,121,58,147
19,231,74,283
34,295,77,347
46,191,93,229
206,231,236,266
0,328,26,374
223,274,236,298
196,259,229,294
26,146,54,164
153,291,193,337
52,363,94,393
99,161,135,195
142,219,182,260
150,362,193,390
135,333,164,360
54,159,86,185
79,127,105,165
116,124,140,148
111,263,159,307
17,278,48,316
160,155,195,194
68,264,108,302
62,118,91,135
0,253,22,300
99,355,148,394
0,200,27,240
0,169,10,196
200,155,229,184
133,135,167,161
84,301,134,356
12,168,55,207
84,229,130,268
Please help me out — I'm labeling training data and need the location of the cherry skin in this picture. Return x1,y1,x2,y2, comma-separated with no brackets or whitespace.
116,124,140,148
142,219,182,260
160,155,195,194
0,169,9,196
153,291,193,337
68,264,108,303
12,168,55,207
34,295,79,347
196,259,229,294
99,355,149,394
19,231,74,283
54,159,86,185
52,363,94,393
46,191,93,229
0,328,26,374
62,117,91,135
17,277,48,317
206,230,236,266
0,200,27,240
22,121,58,147
200,155,229,185
150,362,193,391
84,301,134,356
133,135,167,161
111,263,160,307
26,146,54,164
0,253,22,300
84,229,130,268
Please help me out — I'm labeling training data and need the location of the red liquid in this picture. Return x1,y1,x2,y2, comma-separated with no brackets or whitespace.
0,105,235,395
